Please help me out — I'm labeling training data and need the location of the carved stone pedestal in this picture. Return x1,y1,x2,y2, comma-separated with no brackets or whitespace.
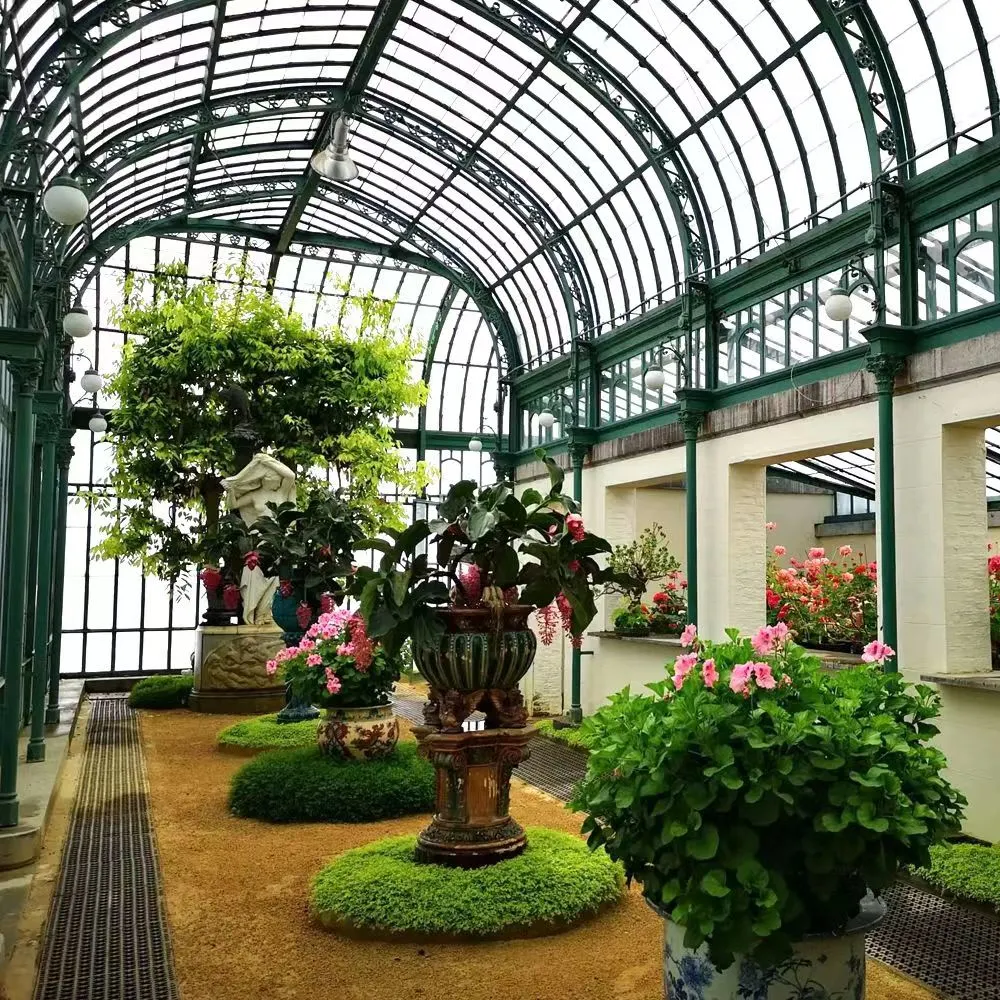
414,725,534,868
190,624,286,714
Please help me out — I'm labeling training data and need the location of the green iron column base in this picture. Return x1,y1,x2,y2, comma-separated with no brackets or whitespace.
44,707,61,726
26,741,45,764
0,796,20,828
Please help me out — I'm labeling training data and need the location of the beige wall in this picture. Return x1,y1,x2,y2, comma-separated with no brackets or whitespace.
765,491,833,563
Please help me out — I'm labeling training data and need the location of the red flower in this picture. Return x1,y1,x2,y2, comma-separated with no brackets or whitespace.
318,544,332,559
766,588,780,609
279,579,294,598
296,601,313,629
222,583,240,610
565,513,585,542
568,560,581,573
653,592,668,604
243,550,260,571
199,566,222,591
320,593,335,614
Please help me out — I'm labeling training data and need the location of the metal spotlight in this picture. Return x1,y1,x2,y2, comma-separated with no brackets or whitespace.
310,116,359,182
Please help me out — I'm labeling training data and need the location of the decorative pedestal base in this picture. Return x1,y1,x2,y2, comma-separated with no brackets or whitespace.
414,725,534,868
190,625,286,715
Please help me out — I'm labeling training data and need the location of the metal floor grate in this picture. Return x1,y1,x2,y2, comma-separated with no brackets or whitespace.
33,695,178,1000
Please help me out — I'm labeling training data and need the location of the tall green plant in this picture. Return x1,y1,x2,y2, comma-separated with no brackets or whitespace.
90,261,428,583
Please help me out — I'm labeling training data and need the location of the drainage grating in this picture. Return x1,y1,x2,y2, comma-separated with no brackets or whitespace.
868,881,1000,1000
33,695,178,1000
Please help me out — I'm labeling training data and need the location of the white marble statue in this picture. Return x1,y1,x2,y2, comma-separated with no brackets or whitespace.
222,453,297,625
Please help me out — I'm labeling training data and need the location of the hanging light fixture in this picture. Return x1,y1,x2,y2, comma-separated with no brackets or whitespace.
63,305,93,340
538,409,555,429
80,367,104,394
824,287,854,323
88,410,108,434
43,175,90,226
468,437,483,452
310,115,359,182
644,366,666,391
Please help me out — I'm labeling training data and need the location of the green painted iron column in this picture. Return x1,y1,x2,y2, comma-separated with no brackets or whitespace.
675,389,713,626
26,414,58,762
46,429,74,725
566,430,594,725
0,359,41,826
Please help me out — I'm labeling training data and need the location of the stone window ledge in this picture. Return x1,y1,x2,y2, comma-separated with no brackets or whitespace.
919,672,1000,692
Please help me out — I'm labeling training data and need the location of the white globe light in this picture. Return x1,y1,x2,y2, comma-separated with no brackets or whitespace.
88,411,108,434
644,367,666,391
80,368,104,393
468,437,483,452
538,409,556,429
43,176,90,226
824,289,854,323
63,306,93,340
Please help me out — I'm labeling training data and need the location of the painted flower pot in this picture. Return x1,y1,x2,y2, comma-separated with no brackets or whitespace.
317,704,399,761
649,896,884,1000
414,606,537,693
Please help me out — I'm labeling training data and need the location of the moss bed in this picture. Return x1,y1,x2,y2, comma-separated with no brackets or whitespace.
310,827,625,941
216,714,320,755
228,742,434,823
533,718,593,751
129,674,194,709
910,842,1000,911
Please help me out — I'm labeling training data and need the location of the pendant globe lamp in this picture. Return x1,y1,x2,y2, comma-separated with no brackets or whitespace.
43,176,90,226
63,305,93,340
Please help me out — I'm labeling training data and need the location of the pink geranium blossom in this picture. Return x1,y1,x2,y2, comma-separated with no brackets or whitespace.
672,652,699,689
306,653,322,667
565,513,585,541
753,662,777,689
730,662,753,695
839,545,852,557
773,545,786,556
680,623,698,647
808,547,826,559
702,659,718,688
751,625,776,656
265,659,277,676
862,640,896,665
765,521,776,531
324,667,342,695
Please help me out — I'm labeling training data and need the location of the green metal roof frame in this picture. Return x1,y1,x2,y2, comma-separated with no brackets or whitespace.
4,0,1000,376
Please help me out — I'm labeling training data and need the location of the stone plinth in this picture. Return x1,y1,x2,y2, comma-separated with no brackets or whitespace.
190,624,286,714
414,725,534,868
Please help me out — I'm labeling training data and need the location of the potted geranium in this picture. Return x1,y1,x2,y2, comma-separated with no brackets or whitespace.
572,625,966,1000
612,601,651,637
351,453,634,731
266,608,400,759
605,523,682,630
648,570,687,635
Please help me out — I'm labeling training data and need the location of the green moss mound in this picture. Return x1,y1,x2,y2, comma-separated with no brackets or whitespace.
310,827,625,940
534,719,593,751
217,715,320,754
911,842,1000,910
228,742,434,823
129,674,194,709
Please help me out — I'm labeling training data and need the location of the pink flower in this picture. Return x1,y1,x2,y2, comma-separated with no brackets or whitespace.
780,673,792,686
773,545,786,556
265,659,277,676
770,622,789,645
765,521,776,531
243,550,260,570
324,667,342,695
862,640,896,666
753,663,777,689
839,545,852,557
556,592,574,636
680,623,698,647
672,652,699,689
751,626,775,656
565,513,585,542
298,637,315,651
536,604,558,645
547,524,558,537
459,564,483,606
307,653,322,667
808,547,826,559
702,659,717,688
320,593,335,614
730,662,752,695
841,572,854,583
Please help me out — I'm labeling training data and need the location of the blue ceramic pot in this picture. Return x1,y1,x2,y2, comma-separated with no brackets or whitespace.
270,588,319,724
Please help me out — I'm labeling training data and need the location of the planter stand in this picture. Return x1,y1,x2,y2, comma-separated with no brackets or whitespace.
413,724,534,868
275,686,320,724
189,624,286,715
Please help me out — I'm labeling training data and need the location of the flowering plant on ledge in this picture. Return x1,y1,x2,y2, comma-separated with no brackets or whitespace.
266,608,398,707
570,624,965,971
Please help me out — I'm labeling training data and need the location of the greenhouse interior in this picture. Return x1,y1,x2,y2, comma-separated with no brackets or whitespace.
2,1,1000,998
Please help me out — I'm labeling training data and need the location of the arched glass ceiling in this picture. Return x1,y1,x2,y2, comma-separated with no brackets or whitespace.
3,0,999,369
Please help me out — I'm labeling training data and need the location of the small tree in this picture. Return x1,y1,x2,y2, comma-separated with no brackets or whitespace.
605,523,680,604
91,261,428,586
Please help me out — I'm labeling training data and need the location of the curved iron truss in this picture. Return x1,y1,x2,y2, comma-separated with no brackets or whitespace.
2,0,999,382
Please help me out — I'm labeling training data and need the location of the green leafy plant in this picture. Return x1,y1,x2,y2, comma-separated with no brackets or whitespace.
534,718,594,751
128,674,194,709
911,841,1000,910
90,261,428,587
216,715,320,753
310,827,625,938
351,452,636,656
605,523,681,604
228,742,434,822
571,625,966,970
612,601,651,636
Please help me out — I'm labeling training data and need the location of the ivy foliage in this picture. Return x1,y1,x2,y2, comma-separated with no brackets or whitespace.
91,261,428,582
570,635,966,971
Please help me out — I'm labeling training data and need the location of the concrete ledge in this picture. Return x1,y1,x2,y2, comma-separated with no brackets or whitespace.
589,631,682,647
919,672,1000,692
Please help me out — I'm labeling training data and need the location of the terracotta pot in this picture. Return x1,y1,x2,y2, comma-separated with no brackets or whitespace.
649,895,884,1000
317,704,399,761
414,606,537,693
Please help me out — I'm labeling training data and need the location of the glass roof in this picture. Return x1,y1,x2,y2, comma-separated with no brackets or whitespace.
3,0,999,370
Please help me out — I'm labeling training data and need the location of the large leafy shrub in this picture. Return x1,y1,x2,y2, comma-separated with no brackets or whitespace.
571,626,965,970
92,262,427,584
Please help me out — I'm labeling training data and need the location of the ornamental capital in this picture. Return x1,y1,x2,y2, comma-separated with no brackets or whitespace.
35,412,63,443
865,353,906,392
8,358,42,392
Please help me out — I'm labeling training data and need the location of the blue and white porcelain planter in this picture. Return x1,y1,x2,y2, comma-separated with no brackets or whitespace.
650,896,884,1000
